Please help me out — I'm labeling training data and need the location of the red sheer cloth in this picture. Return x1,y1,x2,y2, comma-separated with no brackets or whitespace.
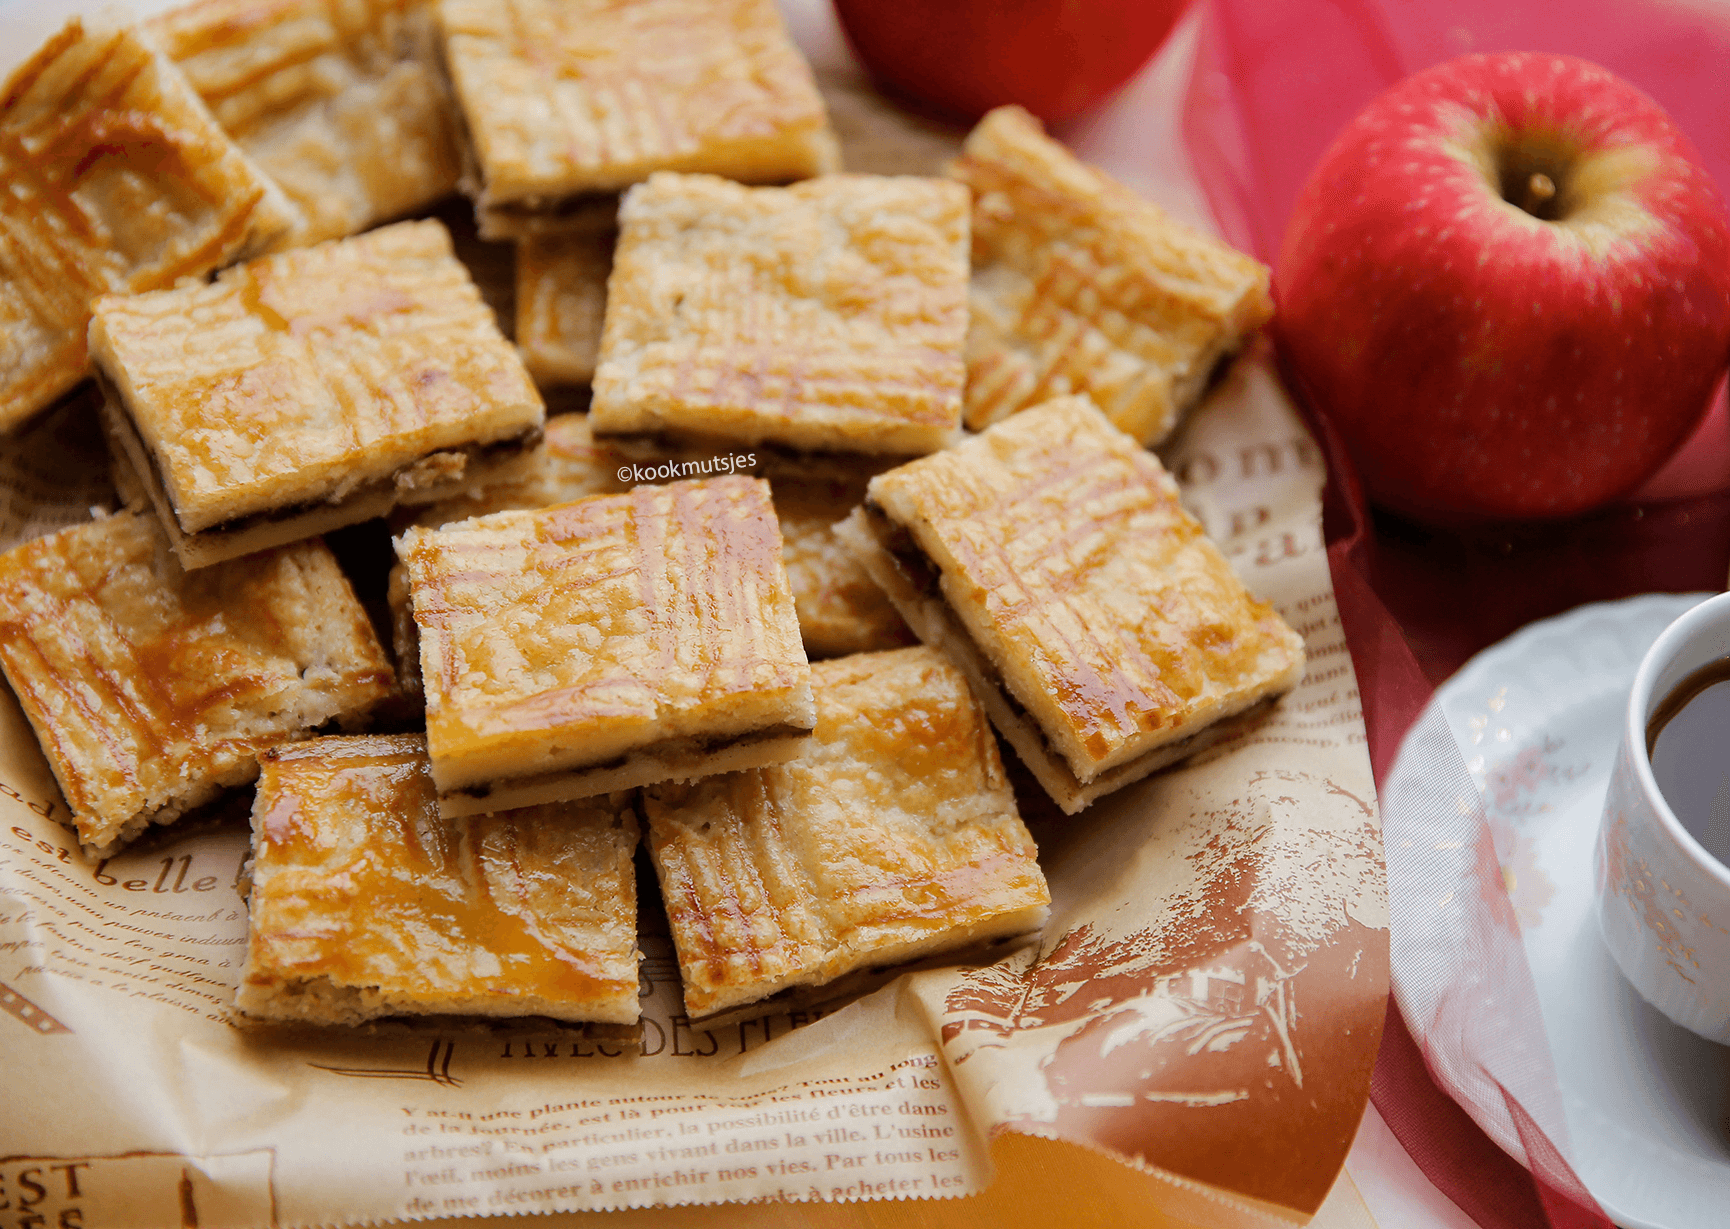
1181,2,1730,1225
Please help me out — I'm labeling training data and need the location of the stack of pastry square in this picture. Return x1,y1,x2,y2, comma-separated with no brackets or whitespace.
0,0,1305,1037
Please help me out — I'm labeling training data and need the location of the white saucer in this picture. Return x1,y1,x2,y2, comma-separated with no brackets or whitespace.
1389,594,1730,1229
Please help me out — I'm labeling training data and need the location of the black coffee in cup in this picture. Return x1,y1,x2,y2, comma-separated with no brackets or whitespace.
1647,657,1730,866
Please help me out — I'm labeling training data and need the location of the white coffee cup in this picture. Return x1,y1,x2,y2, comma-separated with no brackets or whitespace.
1595,591,1730,1044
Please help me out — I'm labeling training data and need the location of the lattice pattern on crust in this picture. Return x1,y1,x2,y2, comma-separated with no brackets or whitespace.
0,19,301,431
89,219,543,533
644,646,1047,1017
239,733,641,1026
397,475,813,803
439,0,836,210
0,510,393,855
951,106,1272,445
148,0,463,247
861,396,1305,787
592,172,969,455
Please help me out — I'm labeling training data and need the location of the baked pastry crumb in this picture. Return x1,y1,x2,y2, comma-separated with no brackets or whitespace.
592,172,970,455
0,18,301,433
0,510,395,856
238,733,641,1026
89,219,545,569
396,474,814,815
643,645,1049,1018
148,0,463,248
438,0,837,237
951,106,1273,446
838,394,1306,813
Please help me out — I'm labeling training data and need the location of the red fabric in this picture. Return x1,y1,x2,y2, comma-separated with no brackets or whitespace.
1181,1,1730,1225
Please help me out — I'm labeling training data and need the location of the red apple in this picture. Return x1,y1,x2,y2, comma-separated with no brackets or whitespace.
832,0,1190,126
1275,52,1730,522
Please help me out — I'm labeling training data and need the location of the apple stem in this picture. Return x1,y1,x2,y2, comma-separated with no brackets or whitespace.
1521,172,1557,215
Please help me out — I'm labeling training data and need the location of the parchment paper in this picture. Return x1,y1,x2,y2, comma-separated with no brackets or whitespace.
0,4,1387,1226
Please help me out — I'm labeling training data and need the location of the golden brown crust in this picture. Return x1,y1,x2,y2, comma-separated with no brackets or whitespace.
408,414,912,657
147,0,463,247
397,474,814,810
644,646,1049,1018
855,396,1305,805
438,0,835,211
951,106,1273,446
757,452,913,657
238,733,640,1025
591,173,970,455
515,216,617,387
88,219,544,543
0,18,301,433
0,510,394,856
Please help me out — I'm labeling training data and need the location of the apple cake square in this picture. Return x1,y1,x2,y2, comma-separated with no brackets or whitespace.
147,0,463,247
591,172,971,455
238,733,641,1026
90,219,545,569
397,414,913,660
395,474,815,816
438,0,838,238
951,106,1273,446
0,18,301,432
643,645,1049,1019
515,211,618,387
837,395,1307,813
0,510,395,857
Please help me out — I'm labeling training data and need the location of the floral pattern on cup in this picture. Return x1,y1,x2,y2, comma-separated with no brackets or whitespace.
1476,737,1582,930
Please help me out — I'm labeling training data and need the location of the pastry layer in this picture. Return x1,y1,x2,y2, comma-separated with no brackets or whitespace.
757,452,914,658
515,212,617,386
99,378,538,570
591,173,970,455
438,0,835,210
644,645,1049,1018
238,733,641,1025
845,395,1306,808
89,219,545,538
404,414,912,657
0,18,301,432
397,475,814,810
951,106,1273,446
148,0,463,247
0,510,394,855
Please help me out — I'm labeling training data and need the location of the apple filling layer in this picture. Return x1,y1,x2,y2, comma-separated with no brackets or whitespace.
438,723,815,819
100,375,542,570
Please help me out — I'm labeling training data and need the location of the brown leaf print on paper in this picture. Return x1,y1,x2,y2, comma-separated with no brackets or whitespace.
939,768,1388,1213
